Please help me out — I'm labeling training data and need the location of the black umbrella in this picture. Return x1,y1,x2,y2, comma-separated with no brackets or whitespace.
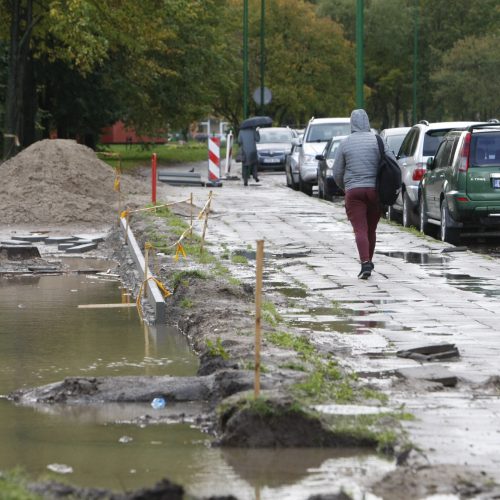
239,116,273,129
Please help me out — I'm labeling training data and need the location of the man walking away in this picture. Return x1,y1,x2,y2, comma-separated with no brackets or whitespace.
333,109,395,279
237,128,260,186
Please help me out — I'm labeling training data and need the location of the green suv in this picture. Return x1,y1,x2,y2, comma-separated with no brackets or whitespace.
419,123,500,244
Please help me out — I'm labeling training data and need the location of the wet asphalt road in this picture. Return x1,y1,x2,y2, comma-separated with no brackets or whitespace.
158,161,500,480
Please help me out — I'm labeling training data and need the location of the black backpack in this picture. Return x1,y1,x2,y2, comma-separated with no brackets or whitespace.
375,135,402,206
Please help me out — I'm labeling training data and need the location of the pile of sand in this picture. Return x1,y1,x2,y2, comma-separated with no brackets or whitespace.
0,139,149,225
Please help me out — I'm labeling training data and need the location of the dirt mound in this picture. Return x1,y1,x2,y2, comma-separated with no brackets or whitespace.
0,139,148,225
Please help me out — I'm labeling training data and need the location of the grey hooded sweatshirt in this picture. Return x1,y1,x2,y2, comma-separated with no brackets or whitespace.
333,109,394,192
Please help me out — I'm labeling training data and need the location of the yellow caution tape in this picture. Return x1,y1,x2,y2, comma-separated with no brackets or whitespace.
136,276,172,321
120,209,129,219
174,242,187,262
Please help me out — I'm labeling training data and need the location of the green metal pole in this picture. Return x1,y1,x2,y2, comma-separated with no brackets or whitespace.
243,0,249,119
260,0,265,114
412,0,419,124
355,0,364,109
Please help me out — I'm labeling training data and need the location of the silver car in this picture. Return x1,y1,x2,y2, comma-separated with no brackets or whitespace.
256,127,297,171
389,120,481,227
295,117,350,196
380,126,410,156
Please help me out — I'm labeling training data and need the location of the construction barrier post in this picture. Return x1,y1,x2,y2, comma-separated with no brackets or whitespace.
151,153,157,204
206,137,223,187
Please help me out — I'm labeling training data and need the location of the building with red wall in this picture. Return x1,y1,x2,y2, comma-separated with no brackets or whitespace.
100,121,167,145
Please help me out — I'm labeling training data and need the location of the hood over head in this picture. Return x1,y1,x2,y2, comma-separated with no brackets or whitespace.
350,109,371,133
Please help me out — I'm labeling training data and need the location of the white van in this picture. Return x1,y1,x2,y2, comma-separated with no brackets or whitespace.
295,117,350,195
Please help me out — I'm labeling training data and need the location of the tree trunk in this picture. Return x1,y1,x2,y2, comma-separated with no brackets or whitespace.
3,0,36,160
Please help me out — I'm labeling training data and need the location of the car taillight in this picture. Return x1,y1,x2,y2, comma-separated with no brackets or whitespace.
458,132,471,172
412,166,426,181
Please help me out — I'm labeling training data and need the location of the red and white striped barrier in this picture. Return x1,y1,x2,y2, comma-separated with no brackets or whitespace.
207,136,222,186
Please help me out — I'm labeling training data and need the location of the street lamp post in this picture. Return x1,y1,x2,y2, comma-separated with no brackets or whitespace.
355,0,364,109
243,0,249,119
412,0,419,124
260,0,265,114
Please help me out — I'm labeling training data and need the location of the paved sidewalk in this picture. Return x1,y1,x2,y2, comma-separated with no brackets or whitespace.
164,165,500,479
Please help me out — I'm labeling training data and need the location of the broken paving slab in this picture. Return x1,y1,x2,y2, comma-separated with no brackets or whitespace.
58,242,78,250
64,242,98,254
396,365,458,387
44,236,79,244
11,235,47,242
1,239,32,246
397,343,460,362
0,245,41,260
28,265,62,274
72,234,106,243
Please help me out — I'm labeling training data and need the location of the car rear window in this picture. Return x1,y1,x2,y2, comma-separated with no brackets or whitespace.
471,132,500,167
307,123,351,142
423,130,449,156
258,129,293,143
327,141,342,159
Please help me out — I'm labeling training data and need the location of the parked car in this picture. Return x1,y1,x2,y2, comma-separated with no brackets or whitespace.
380,126,410,155
285,134,303,190
256,127,296,171
419,123,500,244
316,135,347,201
389,120,481,227
295,117,351,196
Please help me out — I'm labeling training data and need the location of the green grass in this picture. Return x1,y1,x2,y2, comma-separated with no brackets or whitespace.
0,469,41,499
261,301,283,326
206,338,230,360
98,142,228,171
231,254,249,265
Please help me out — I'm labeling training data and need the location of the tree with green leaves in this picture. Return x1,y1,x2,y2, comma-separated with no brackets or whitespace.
213,0,355,130
1,0,227,158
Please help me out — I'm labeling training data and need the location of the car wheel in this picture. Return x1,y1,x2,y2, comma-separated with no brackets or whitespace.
419,195,435,236
286,166,297,190
402,191,415,228
440,201,460,245
285,166,292,188
299,175,313,196
317,176,324,199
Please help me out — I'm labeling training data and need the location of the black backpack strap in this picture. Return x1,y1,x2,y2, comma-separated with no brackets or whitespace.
375,134,384,155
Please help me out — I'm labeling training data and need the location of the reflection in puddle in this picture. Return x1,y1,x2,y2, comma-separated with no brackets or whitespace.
377,251,450,267
439,273,500,298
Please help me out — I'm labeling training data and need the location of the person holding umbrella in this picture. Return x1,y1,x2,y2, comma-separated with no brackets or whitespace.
238,116,272,186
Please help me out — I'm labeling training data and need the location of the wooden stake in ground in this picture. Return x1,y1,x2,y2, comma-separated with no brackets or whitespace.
255,239,264,398
189,192,193,240
200,191,213,254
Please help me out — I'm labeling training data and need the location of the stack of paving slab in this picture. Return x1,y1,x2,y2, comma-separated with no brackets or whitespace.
1,234,104,254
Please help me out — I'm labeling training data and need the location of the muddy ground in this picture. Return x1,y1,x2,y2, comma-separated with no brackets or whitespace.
4,207,500,499
2,140,500,499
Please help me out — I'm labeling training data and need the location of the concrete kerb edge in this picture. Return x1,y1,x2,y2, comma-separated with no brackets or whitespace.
119,217,166,323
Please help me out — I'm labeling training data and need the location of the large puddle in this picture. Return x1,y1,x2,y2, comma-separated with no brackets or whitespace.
0,263,393,498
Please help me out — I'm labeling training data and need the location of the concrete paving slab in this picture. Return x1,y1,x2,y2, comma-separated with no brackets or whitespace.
1,239,32,245
65,242,98,253
11,235,47,242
